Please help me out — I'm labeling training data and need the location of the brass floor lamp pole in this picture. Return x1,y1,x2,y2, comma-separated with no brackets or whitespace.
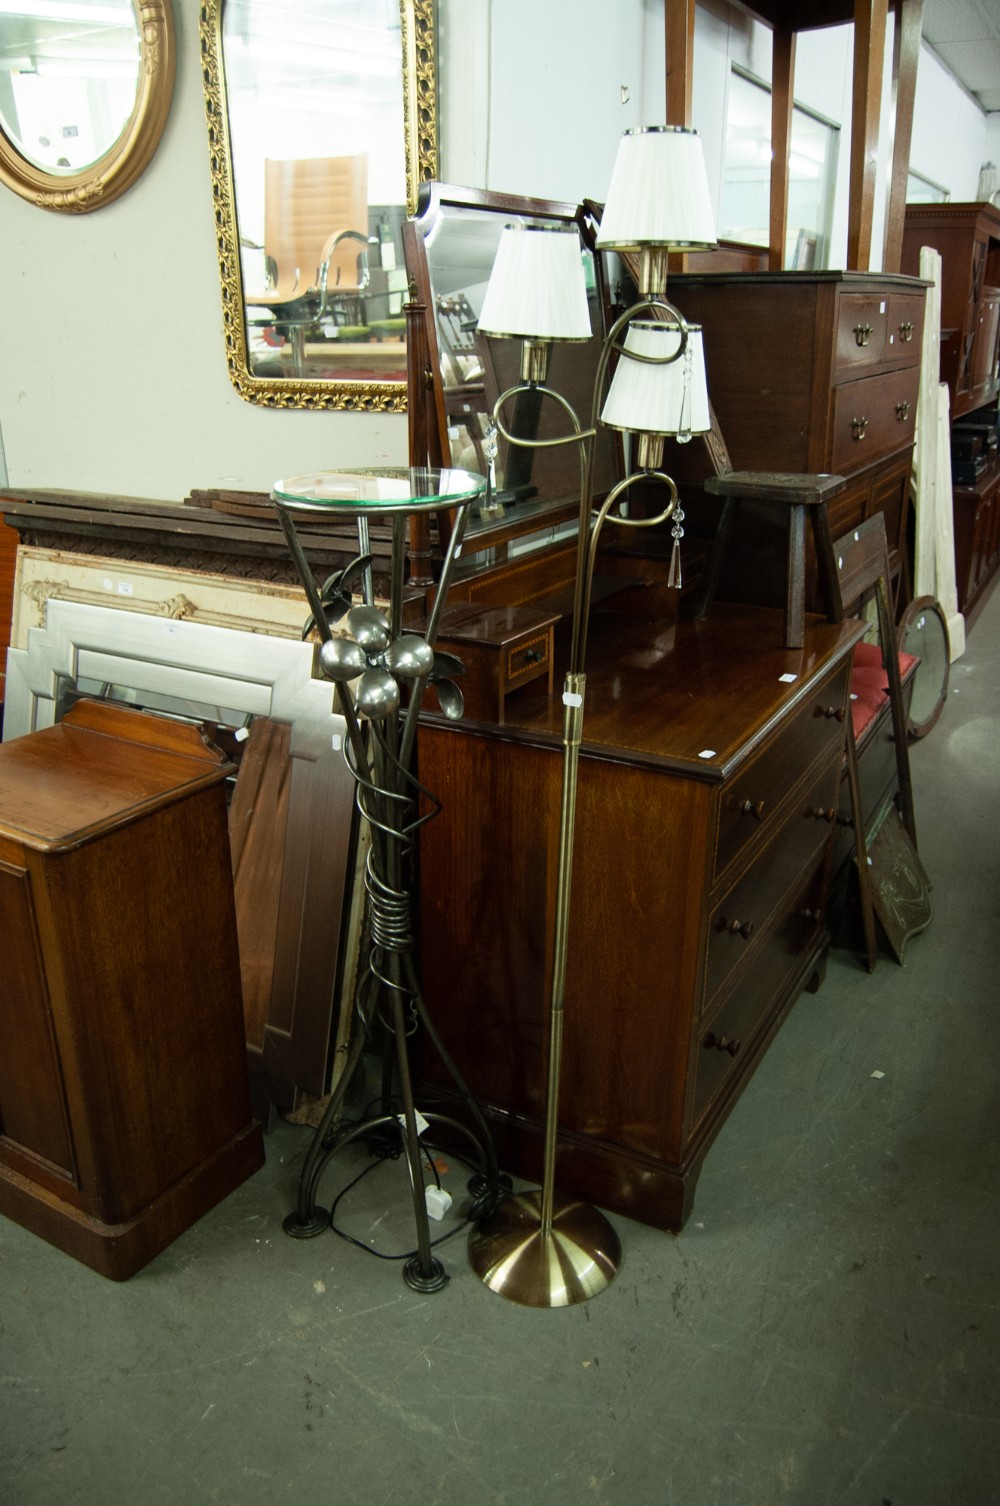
469,301,689,1307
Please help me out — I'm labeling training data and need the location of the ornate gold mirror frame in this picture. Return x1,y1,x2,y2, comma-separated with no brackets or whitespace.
199,0,437,412
0,1,176,215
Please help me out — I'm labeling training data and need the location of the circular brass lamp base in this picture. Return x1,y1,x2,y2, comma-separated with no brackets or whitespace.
468,1190,621,1307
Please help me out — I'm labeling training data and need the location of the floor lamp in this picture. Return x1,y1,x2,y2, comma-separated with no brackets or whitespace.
467,126,716,1308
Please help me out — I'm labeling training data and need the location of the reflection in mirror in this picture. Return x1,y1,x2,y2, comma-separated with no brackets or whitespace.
0,0,139,171
0,0,174,212
201,0,436,411
403,185,619,554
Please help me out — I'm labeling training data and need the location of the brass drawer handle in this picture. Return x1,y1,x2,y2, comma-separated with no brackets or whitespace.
817,704,846,722
853,323,873,347
896,400,911,422
851,416,869,441
899,321,914,342
704,1031,741,1057
718,916,755,940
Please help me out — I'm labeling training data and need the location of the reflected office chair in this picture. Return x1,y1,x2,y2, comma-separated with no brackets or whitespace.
246,153,371,371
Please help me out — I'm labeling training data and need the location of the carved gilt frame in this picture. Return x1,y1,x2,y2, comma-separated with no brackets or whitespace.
0,1,176,214
199,0,438,412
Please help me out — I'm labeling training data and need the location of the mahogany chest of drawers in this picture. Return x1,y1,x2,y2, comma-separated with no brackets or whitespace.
417,605,863,1231
667,270,928,598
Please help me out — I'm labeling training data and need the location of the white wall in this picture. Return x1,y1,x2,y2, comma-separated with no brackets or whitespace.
0,3,408,502
0,1,992,503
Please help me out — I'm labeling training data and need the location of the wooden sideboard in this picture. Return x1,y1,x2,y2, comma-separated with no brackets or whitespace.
417,604,864,1231
666,270,927,605
0,700,264,1278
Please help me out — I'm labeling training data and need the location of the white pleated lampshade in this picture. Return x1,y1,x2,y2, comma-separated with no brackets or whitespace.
600,320,711,438
596,126,717,251
477,224,593,342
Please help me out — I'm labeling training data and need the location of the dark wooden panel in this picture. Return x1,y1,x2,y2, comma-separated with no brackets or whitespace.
0,859,76,1181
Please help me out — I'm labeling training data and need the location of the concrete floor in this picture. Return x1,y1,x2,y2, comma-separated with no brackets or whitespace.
3,586,999,1506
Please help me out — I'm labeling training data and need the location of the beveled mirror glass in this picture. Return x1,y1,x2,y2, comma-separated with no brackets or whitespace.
200,0,436,412
0,0,175,213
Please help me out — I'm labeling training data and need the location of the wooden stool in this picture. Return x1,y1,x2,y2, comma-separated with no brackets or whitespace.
696,471,847,648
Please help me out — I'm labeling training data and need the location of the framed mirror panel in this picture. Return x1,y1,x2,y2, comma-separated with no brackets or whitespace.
402,182,621,575
0,0,175,213
200,0,436,412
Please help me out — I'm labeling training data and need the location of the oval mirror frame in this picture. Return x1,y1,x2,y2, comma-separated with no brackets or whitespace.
199,0,437,413
898,594,951,740
0,1,176,215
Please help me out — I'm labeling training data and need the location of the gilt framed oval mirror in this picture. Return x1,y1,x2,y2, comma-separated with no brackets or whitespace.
0,0,175,213
200,0,436,412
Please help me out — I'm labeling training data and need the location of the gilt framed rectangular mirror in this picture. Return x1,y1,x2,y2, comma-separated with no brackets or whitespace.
199,0,436,412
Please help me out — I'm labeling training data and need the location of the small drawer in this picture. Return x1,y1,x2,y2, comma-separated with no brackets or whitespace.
706,758,840,1006
830,366,920,474
835,293,891,376
882,293,924,368
693,857,828,1127
504,629,551,687
713,658,852,882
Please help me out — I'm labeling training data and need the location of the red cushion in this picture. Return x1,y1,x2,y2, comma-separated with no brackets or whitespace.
849,644,919,740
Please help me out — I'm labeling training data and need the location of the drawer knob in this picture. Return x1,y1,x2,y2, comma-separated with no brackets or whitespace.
853,323,873,347
851,416,869,441
732,796,765,820
808,805,837,824
818,704,846,722
718,916,755,940
899,321,914,342
522,649,543,664
704,1031,741,1057
799,907,824,923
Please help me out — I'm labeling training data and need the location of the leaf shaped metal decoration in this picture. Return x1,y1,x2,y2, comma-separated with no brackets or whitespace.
301,553,373,640
432,678,465,720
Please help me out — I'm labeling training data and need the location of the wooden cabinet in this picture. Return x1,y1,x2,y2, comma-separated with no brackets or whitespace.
902,202,1000,419
902,204,1000,620
417,606,863,1231
666,270,926,602
0,700,264,1279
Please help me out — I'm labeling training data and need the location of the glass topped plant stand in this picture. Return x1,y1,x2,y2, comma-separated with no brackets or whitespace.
272,467,499,1292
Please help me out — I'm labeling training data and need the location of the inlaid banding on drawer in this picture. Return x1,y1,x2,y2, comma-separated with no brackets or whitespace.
693,856,828,1126
713,660,851,882
706,758,840,1006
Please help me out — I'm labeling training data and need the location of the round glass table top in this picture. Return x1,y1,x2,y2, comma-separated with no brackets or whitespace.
272,466,487,515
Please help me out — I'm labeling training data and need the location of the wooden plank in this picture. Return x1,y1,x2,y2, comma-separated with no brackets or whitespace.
847,0,888,271
882,0,923,274
769,28,796,270
228,717,293,1050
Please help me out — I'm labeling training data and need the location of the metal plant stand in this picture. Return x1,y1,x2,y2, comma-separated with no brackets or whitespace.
273,467,500,1292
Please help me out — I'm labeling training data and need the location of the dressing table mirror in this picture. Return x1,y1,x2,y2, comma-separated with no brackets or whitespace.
200,0,436,411
0,0,174,212
402,184,623,594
